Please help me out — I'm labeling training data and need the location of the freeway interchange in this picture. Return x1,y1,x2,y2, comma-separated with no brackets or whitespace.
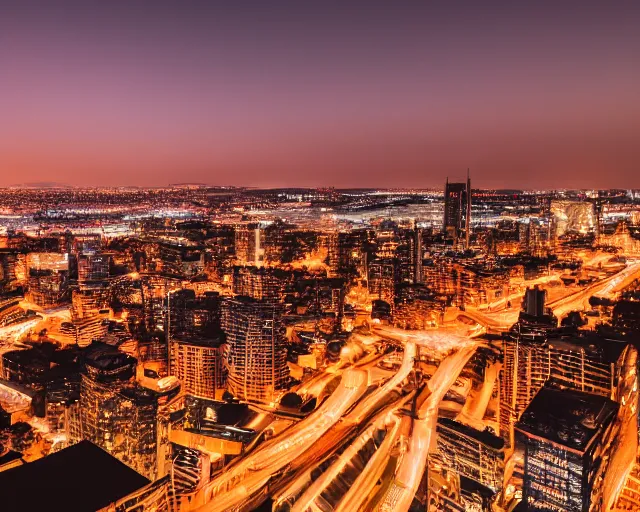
193,326,480,512
188,258,640,512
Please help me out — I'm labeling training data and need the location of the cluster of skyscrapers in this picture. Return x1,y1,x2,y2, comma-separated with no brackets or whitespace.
0,182,640,511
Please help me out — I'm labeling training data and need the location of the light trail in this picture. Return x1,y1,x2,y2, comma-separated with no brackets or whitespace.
0,317,41,343
375,342,478,512
372,325,479,352
194,368,369,511
455,360,500,431
334,416,406,512
342,341,415,425
551,261,640,318
290,399,406,512
295,338,384,397
603,345,638,510
457,309,519,331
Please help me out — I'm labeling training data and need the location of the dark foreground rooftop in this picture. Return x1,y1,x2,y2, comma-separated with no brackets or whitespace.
516,386,618,453
0,440,149,512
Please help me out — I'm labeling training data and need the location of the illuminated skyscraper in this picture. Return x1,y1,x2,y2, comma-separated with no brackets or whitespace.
221,297,289,403
78,344,164,479
77,252,109,285
232,265,289,301
169,337,226,400
444,171,472,248
235,223,265,266
516,386,619,512
367,258,396,307
500,336,633,449
436,418,505,493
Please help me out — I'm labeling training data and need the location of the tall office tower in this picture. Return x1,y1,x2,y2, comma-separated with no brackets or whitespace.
158,240,204,278
77,252,109,285
26,252,70,307
325,230,368,279
394,228,420,285
523,285,546,317
518,218,548,256
28,268,70,307
516,386,619,512
58,314,109,347
73,253,109,317
422,256,460,299
221,297,289,403
0,250,20,291
71,285,109,319
435,418,505,493
500,335,635,449
141,274,181,333
232,265,289,301
205,225,236,276
79,344,161,479
167,289,224,339
443,171,472,248
169,337,226,400
193,291,224,338
262,220,287,264
316,278,345,319
414,227,423,283
235,223,265,267
367,258,396,307
510,286,558,340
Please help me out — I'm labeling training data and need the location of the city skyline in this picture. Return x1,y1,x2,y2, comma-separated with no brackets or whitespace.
1,183,640,511
2,1,640,189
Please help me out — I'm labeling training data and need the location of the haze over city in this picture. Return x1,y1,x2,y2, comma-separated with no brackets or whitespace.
2,0,640,189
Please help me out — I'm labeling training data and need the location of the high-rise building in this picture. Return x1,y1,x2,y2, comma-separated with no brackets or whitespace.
169,337,226,400
232,265,289,301
500,335,632,449
221,297,289,403
516,386,619,512
25,253,71,307
444,171,472,248
394,228,422,285
71,285,109,319
367,259,396,307
235,223,265,267
77,252,109,285
415,227,423,283
510,286,558,341
436,418,505,493
523,285,546,317
57,314,109,347
78,344,162,479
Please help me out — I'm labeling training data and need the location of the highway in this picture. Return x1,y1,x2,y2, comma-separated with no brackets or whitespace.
196,337,415,511
333,415,405,512
459,260,640,329
550,260,640,318
288,398,408,512
342,341,415,425
455,359,500,431
375,342,478,512
195,366,370,511
191,322,482,512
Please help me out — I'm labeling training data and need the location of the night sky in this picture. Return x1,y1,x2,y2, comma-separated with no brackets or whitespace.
2,1,640,189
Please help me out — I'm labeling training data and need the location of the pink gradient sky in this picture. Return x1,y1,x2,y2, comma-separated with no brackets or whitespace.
1,1,640,189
